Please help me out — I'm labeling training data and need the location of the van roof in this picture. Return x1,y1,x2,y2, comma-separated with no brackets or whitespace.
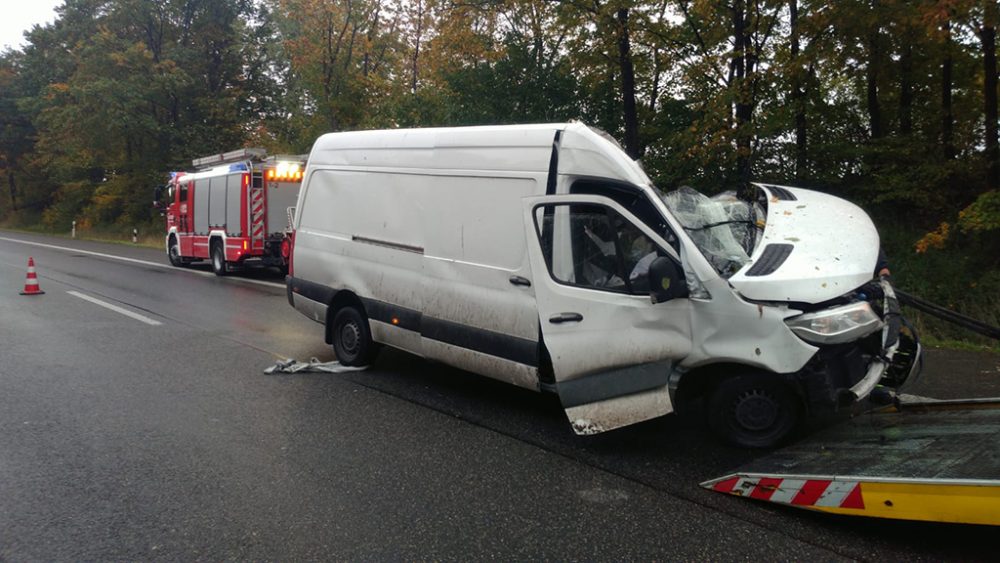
306,122,651,186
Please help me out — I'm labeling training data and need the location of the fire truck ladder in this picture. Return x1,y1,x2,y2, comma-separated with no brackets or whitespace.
702,397,1000,526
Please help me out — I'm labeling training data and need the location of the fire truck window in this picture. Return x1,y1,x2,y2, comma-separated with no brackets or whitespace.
179,185,188,202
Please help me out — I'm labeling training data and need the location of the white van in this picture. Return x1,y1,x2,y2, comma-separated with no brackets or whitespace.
286,122,921,447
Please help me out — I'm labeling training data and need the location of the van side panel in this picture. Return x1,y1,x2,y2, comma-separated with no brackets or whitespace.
296,169,426,356
418,174,542,389
295,167,544,388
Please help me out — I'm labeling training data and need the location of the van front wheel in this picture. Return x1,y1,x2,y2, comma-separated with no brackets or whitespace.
707,374,801,448
331,307,378,366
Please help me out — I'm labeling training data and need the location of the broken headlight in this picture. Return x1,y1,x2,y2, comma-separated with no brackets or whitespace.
785,301,884,345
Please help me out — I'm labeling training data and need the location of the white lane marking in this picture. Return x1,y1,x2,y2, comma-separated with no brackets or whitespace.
67,290,163,326
0,236,284,288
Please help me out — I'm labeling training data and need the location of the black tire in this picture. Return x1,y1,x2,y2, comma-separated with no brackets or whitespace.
331,306,378,366
707,374,801,448
168,236,184,267
210,241,228,276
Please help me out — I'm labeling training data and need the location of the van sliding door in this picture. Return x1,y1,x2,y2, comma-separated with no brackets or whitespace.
523,194,692,434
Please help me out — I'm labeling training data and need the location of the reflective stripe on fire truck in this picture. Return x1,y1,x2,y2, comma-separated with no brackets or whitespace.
702,472,1000,526
250,187,265,251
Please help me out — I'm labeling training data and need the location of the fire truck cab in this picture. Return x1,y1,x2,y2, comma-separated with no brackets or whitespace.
158,148,305,275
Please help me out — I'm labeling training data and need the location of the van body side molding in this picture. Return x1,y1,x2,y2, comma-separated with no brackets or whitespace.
557,360,672,408
362,297,422,332
288,276,335,305
359,297,540,368
422,316,539,367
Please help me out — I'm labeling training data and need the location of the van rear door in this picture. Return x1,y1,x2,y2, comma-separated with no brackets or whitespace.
523,194,693,435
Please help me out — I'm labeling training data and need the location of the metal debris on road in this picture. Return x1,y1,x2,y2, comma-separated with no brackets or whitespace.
264,358,368,375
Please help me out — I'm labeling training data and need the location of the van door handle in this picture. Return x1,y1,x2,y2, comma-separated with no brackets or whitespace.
509,275,531,287
549,312,583,324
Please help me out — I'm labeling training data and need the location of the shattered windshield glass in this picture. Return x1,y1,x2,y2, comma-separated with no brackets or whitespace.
661,187,762,278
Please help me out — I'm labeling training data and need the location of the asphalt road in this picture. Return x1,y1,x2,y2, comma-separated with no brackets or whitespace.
1,230,998,560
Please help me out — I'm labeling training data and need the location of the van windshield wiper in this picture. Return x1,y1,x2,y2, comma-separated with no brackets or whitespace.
682,219,756,232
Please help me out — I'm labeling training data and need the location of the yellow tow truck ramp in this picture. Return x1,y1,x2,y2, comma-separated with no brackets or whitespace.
701,397,1000,526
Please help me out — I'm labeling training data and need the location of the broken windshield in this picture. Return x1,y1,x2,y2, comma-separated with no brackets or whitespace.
661,187,762,278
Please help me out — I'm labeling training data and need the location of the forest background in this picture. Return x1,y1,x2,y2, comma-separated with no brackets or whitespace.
0,0,998,347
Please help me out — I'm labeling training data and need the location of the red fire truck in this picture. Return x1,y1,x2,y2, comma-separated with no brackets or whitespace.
157,148,305,275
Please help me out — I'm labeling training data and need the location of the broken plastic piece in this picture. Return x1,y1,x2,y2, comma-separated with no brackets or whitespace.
264,358,369,374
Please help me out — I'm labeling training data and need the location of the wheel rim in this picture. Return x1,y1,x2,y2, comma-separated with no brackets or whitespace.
169,243,179,262
340,322,360,355
732,389,780,432
213,248,222,270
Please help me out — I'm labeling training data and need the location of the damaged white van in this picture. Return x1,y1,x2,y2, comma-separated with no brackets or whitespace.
286,122,921,447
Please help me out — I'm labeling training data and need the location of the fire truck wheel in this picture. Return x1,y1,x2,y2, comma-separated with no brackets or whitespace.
331,306,378,366
211,241,228,276
707,373,801,448
168,237,185,267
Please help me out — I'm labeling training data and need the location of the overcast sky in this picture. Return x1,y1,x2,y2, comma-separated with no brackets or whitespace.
1,0,62,51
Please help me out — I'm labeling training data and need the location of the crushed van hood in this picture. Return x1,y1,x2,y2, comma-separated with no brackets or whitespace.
728,184,879,304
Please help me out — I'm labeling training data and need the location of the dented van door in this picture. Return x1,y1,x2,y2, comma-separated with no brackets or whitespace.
523,194,693,434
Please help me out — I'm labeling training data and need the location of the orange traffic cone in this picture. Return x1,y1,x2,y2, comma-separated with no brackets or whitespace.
19,257,45,295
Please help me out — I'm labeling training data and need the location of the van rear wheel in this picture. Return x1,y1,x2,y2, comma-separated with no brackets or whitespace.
331,306,378,366
707,374,801,448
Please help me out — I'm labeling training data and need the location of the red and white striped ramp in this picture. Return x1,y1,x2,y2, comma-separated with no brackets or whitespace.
702,397,1000,526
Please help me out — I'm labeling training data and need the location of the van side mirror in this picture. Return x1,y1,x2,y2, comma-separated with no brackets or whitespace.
648,256,689,303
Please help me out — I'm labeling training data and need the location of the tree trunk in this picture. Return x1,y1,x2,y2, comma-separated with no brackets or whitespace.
981,19,998,190
7,171,16,212
899,41,913,136
866,6,883,140
364,1,381,77
649,45,661,113
942,18,954,160
616,8,641,159
323,12,333,122
790,0,807,179
733,0,753,185
411,0,425,94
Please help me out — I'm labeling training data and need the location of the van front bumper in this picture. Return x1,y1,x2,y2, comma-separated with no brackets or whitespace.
796,278,922,408
847,339,922,402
